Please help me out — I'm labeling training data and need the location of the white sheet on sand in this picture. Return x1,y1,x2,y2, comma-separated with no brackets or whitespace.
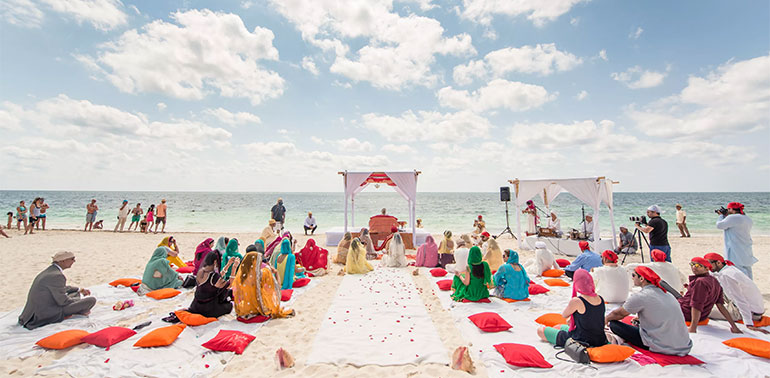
422,269,770,378
0,277,318,378
306,268,449,367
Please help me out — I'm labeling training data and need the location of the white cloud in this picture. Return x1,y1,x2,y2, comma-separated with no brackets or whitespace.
156,102,167,111
0,102,25,130
78,9,284,105
459,0,587,26
452,59,486,86
41,0,128,31
598,49,608,61
241,1,256,9
243,141,391,170
335,137,375,152
1,0,44,28
437,79,556,112
400,0,436,11
361,110,492,142
629,26,643,39
575,90,588,100
202,107,262,126
629,54,770,138
381,144,416,154
301,56,319,75
611,66,667,89
570,17,579,26
310,136,324,145
452,43,581,85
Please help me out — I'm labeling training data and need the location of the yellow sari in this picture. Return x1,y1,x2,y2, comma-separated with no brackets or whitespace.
232,252,293,318
345,239,373,274
483,238,504,272
158,237,186,269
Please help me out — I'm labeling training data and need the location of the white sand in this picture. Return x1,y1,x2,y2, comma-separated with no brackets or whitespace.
0,228,767,376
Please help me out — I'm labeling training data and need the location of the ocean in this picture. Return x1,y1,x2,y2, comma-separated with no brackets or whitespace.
1,191,768,236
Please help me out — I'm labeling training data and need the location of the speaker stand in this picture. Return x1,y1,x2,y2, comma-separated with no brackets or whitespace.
496,201,516,240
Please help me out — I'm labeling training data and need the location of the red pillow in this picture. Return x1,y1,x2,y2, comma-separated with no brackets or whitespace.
293,277,310,288
237,316,270,324
281,289,293,301
176,266,194,273
629,345,704,366
468,312,512,332
528,283,549,295
494,343,553,368
436,279,452,291
461,298,491,303
81,327,136,349
202,330,256,355
556,259,570,268
430,268,447,277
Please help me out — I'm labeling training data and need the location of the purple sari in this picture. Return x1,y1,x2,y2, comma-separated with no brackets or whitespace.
193,238,214,275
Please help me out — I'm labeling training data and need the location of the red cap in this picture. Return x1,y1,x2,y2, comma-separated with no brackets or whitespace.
478,215,483,220
481,231,490,238
704,252,734,266
727,202,745,214
691,257,712,270
601,250,618,263
651,249,667,262
634,266,665,292
578,241,589,250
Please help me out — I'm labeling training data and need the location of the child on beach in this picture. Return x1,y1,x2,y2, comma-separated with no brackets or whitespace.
37,198,49,230
6,212,13,230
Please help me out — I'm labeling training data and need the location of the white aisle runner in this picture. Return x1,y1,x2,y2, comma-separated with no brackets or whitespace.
306,268,449,366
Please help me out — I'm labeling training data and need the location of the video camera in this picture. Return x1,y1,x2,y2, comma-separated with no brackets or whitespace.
629,215,647,225
715,206,728,216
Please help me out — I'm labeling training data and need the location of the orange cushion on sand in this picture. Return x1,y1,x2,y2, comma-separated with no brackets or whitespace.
134,324,186,348
146,288,181,300
36,330,89,349
535,313,568,327
737,316,770,327
555,259,570,268
722,338,770,359
502,298,531,303
684,318,709,326
174,310,217,326
109,278,141,287
544,278,569,287
436,279,452,291
587,344,636,363
541,269,564,277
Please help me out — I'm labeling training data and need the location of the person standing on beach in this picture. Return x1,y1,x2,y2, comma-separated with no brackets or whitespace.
17,200,28,231
154,199,167,233
716,202,756,279
128,203,143,231
675,204,691,238
114,200,130,233
84,199,98,232
635,205,670,262
144,204,155,233
25,198,40,235
271,198,286,232
6,212,13,231
38,198,49,230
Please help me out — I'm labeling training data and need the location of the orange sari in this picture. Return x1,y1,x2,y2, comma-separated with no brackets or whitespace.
232,252,293,318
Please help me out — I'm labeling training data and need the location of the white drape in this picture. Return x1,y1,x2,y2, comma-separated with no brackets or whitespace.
344,172,372,232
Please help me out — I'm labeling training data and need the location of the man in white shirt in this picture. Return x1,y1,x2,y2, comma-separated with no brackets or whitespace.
591,250,629,303
547,212,562,237
582,214,594,241
114,200,131,233
675,204,690,237
716,202,756,279
627,249,687,295
705,252,767,332
304,211,317,235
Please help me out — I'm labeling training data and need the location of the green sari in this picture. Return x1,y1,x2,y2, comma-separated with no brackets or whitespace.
142,247,182,290
451,246,491,301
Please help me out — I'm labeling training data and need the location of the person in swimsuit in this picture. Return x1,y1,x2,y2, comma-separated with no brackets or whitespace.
84,199,98,232
38,198,49,230
128,203,143,231
25,198,41,235
154,199,167,234
144,204,155,234
17,201,28,231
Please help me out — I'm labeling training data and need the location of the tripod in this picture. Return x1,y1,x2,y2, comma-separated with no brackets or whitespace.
620,226,651,265
497,201,516,239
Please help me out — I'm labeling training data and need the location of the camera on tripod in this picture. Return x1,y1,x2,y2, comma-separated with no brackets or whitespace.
629,215,647,225
715,206,728,216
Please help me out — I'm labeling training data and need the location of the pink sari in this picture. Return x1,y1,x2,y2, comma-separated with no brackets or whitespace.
415,235,439,267
193,238,214,275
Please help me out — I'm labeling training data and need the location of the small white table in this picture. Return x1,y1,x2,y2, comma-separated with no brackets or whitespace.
324,226,432,247
523,236,614,257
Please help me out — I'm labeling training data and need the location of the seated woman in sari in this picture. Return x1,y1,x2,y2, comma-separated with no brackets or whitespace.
437,231,455,268
334,232,352,264
493,250,531,301
221,238,243,280
233,251,294,319
142,247,182,291
380,233,408,267
297,239,328,276
275,238,306,289
193,238,214,275
483,238,504,272
415,235,439,267
188,251,240,318
359,228,377,259
346,238,374,274
158,236,186,269
214,236,229,253
451,246,492,302
266,231,293,266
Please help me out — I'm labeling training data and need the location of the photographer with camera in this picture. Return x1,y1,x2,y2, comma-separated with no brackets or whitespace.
715,202,756,279
634,205,670,262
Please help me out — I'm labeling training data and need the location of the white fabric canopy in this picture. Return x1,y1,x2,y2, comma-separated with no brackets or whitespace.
510,177,617,249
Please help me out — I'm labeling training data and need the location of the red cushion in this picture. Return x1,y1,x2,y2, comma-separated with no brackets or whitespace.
202,330,256,355
281,289,293,301
556,259,570,268
436,279,452,291
468,312,512,332
237,316,270,324
176,266,194,273
461,298,491,303
621,315,636,325
430,268,447,277
494,343,553,368
130,285,140,292
629,345,704,366
292,277,310,288
80,327,136,349
528,283,549,295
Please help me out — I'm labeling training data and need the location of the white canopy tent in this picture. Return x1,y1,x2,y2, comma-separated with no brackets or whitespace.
508,177,619,249
340,170,420,245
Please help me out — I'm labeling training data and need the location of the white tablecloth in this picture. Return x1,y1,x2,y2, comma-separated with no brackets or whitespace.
524,236,614,256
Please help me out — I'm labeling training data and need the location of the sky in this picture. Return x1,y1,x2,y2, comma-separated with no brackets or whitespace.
1,0,768,193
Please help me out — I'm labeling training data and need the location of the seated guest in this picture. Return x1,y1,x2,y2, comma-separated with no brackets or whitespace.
359,228,377,259
188,252,239,318
158,236,186,269
565,241,602,279
193,238,214,275
19,252,96,330
483,237,504,272
221,239,243,280
233,251,294,319
547,212,562,237
678,257,741,334
472,215,486,235
451,246,492,302
416,218,423,228
379,226,400,252
460,234,473,251
267,231,293,266
446,240,469,281
345,238,374,274
275,238,306,290
142,247,182,291
437,230,455,268
524,241,557,277
334,232,352,264
582,214,594,241
214,236,229,255
477,231,490,250
628,249,687,294
260,219,278,246
538,269,608,347
606,266,693,355
304,211,317,235
615,226,638,254
493,250,530,301
415,235,439,267
591,250,629,303
297,238,328,276
381,233,408,267
705,252,767,331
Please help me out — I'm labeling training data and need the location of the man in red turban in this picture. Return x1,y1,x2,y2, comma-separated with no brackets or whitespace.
591,250,629,303
704,252,767,331
677,257,741,334
565,241,601,279
716,201,756,279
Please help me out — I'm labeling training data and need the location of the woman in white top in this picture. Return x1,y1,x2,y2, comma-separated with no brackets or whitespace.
524,241,558,276
446,240,470,274
380,233,407,267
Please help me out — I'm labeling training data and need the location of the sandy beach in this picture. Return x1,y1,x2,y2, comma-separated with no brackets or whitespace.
0,228,768,377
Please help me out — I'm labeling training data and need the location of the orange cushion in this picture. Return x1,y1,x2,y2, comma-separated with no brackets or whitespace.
722,338,770,359
502,298,531,303
543,278,569,287
737,316,770,327
36,330,89,349
541,269,564,277
109,278,141,287
684,318,709,326
174,310,217,326
535,313,568,327
587,344,636,363
146,288,181,300
134,324,186,348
